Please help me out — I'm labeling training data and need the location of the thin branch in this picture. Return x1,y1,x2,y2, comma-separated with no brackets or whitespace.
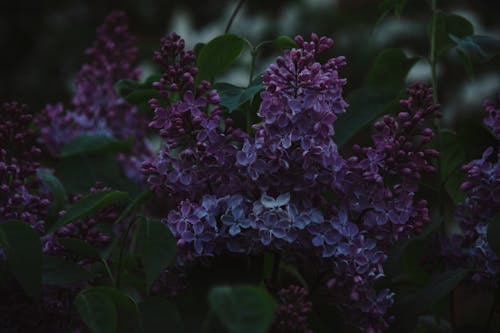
224,0,246,34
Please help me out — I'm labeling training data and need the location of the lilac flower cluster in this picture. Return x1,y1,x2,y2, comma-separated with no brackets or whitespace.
36,11,151,181
0,102,50,232
43,182,118,259
270,285,314,333
345,84,439,241
237,34,347,191
142,33,246,201
484,95,500,139
147,32,441,332
439,111,500,288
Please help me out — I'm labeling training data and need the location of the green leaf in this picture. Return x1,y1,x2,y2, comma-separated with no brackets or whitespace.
60,134,133,158
487,214,500,258
433,13,474,56
48,191,129,233
440,130,467,203
37,169,68,217
208,285,276,333
196,34,247,83
60,237,100,258
0,220,42,301
115,79,140,97
380,0,407,17
214,77,264,113
274,35,297,51
56,154,138,195
139,296,184,333
42,255,95,285
193,42,205,56
335,87,399,147
115,189,153,225
136,218,177,290
450,34,500,62
75,289,117,333
395,269,468,316
90,287,141,333
365,48,418,90
115,75,162,106
124,89,161,105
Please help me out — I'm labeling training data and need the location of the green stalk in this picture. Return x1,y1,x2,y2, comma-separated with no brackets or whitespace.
430,0,457,329
224,0,246,34
246,49,257,134
101,258,116,288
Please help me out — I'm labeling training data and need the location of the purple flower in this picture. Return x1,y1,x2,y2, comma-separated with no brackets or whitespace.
0,102,50,232
36,11,152,182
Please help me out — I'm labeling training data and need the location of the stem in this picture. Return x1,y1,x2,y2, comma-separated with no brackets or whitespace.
245,49,257,134
248,50,256,85
200,310,214,333
101,258,116,287
487,297,498,332
429,0,445,230
116,216,140,289
224,0,246,34
430,1,456,329
271,253,282,288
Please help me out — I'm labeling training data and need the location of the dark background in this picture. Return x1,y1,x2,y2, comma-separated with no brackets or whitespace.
1,0,499,125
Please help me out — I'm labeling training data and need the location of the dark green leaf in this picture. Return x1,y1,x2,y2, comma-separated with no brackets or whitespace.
60,134,133,158
124,89,161,105
115,74,162,105
193,43,205,56
456,48,475,79
143,73,162,86
365,48,418,90
75,289,117,333
208,285,276,333
380,0,407,17
56,154,138,195
37,169,68,217
335,87,399,147
136,218,177,290
433,13,474,56
90,287,141,333
42,255,95,285
48,191,129,233
115,189,153,225
214,77,264,113
450,34,500,62
0,220,42,301
115,79,140,97
59,237,100,258
196,34,247,83
139,296,184,333
487,214,500,258
395,269,468,315
440,130,467,203
274,35,297,51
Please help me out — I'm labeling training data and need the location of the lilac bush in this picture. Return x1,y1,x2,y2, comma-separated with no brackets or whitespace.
2,4,500,333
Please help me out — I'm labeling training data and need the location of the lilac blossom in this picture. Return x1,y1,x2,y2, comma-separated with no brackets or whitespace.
142,33,246,202
43,182,119,259
484,95,500,139
36,10,152,182
440,144,500,288
0,102,50,232
270,285,314,333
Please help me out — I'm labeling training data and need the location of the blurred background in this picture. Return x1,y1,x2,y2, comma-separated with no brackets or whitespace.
1,0,500,126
